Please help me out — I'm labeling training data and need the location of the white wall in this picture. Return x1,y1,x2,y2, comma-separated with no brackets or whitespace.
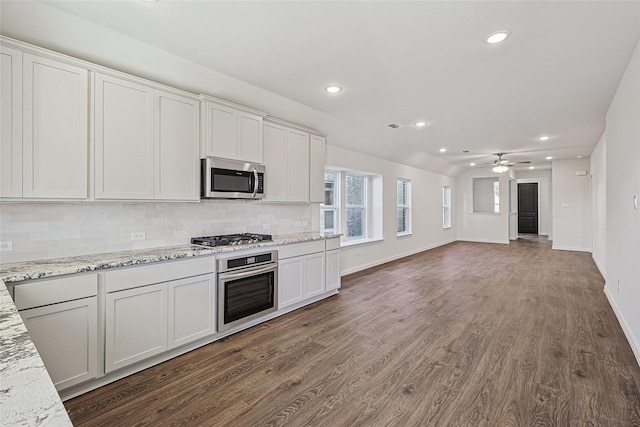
551,159,592,251
516,169,553,238
604,39,640,365
326,146,456,275
455,168,510,244
590,134,606,277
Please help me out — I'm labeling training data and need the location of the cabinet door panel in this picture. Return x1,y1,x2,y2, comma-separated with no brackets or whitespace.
168,275,216,349
155,91,199,200
20,297,98,390
262,122,287,201
206,104,236,160
309,135,325,203
23,54,88,198
105,283,167,372
326,249,341,291
95,73,154,199
238,113,262,163
0,46,22,197
305,252,325,298
287,129,310,202
278,257,303,308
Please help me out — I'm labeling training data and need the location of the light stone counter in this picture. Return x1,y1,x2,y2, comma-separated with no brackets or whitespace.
0,232,340,426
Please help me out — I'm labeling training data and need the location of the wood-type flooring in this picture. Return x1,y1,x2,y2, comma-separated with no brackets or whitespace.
65,238,640,426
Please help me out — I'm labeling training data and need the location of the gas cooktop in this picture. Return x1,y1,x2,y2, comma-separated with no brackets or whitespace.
191,233,273,247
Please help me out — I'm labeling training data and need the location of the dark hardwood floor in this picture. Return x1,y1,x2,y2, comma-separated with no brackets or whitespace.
65,239,640,426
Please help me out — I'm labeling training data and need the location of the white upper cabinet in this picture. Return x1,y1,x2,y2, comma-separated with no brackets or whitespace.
155,91,199,201
200,96,266,163
309,134,326,203
95,73,155,199
263,119,323,203
0,45,22,198
1,43,89,199
95,72,199,201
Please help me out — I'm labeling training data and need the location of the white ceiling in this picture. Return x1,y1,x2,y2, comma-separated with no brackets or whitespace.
11,1,640,174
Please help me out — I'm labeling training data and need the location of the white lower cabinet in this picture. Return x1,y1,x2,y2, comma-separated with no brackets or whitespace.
168,274,216,349
14,273,98,391
325,249,341,291
105,283,168,373
20,297,98,390
278,241,326,309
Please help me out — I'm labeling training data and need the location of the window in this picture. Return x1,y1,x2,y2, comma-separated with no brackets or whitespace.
320,172,338,234
443,186,451,228
472,177,500,213
320,169,382,242
397,179,411,235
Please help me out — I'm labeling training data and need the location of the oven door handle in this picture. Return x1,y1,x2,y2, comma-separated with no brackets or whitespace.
218,263,277,280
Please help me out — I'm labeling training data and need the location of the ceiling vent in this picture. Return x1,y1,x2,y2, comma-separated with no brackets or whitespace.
387,123,403,129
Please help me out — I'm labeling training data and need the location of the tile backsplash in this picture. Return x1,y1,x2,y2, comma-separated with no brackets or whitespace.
0,201,316,263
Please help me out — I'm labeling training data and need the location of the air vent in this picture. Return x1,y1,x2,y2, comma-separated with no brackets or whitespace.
387,123,403,129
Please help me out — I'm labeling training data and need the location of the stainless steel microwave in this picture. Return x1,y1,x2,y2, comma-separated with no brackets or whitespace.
201,157,265,199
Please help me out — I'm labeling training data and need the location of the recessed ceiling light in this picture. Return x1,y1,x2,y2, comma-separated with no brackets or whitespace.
529,166,535,170
539,136,550,141
439,148,447,153
415,121,427,127
470,162,476,166
485,30,510,44
577,155,584,159
545,156,553,160
325,85,342,94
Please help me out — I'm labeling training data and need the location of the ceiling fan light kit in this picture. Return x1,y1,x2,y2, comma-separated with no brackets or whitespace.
492,165,509,174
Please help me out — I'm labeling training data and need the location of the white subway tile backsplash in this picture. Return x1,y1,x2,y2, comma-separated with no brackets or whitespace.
0,201,315,262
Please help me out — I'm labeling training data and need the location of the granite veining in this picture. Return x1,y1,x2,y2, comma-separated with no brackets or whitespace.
0,280,73,427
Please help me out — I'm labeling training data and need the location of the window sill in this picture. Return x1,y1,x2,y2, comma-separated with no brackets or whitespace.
397,232,412,237
443,226,452,230
341,237,384,248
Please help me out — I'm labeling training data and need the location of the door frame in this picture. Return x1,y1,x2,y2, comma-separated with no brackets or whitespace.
516,178,542,235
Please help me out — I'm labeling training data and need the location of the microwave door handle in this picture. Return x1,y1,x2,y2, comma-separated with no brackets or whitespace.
252,169,258,198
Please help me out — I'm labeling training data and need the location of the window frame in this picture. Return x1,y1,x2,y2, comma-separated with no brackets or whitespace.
442,185,451,229
320,171,338,234
344,173,368,240
397,178,412,236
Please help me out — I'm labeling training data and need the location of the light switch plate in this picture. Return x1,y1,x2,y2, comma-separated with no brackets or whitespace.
0,241,14,252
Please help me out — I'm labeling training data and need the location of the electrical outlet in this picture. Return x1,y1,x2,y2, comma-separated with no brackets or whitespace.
295,221,302,227
302,221,308,227
130,232,146,241
263,223,271,230
0,241,14,252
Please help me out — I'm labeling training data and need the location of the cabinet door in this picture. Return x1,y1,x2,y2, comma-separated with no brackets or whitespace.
309,135,325,203
155,91,199,200
326,248,341,291
262,122,287,202
278,257,304,308
238,112,263,163
95,73,154,199
287,129,310,202
20,297,98,390
304,251,325,298
204,102,236,160
23,54,88,198
105,283,167,373
0,46,22,197
168,274,216,349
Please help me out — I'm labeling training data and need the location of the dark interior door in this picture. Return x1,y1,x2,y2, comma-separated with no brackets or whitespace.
518,183,538,234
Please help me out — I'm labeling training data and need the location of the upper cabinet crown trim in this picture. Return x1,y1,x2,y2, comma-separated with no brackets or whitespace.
264,116,324,137
199,94,267,118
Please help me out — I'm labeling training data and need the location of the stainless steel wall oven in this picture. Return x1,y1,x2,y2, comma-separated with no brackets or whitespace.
217,250,278,332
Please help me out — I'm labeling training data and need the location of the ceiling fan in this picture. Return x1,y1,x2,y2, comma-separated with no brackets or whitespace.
484,153,530,173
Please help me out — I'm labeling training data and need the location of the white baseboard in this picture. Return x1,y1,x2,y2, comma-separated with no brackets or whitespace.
551,245,592,252
604,286,640,368
457,238,510,245
592,254,606,280
340,239,456,276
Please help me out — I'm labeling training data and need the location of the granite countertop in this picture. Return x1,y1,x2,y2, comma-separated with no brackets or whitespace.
0,232,339,427
0,232,340,284
0,279,73,426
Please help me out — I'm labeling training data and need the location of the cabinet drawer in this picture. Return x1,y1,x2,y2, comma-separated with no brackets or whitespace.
14,273,98,310
278,240,325,260
105,256,214,293
325,237,341,251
